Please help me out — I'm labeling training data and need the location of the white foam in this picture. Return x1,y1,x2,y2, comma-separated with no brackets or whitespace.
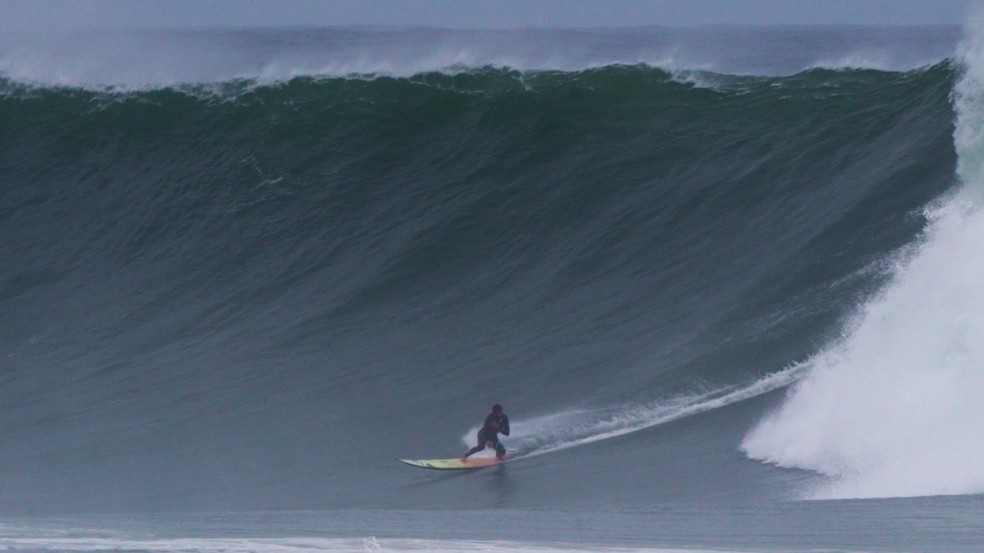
462,367,803,459
741,11,984,500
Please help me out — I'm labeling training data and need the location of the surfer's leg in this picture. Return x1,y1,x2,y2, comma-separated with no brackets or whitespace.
462,430,487,459
495,441,506,459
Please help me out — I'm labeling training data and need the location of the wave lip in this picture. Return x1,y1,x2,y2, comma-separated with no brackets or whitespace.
0,25,958,90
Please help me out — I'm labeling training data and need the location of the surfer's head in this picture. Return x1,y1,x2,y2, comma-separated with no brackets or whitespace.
492,404,503,414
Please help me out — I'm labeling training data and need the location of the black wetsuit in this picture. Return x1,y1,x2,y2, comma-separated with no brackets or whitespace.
464,412,510,458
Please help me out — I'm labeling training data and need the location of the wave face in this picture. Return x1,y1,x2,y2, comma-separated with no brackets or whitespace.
0,27,964,513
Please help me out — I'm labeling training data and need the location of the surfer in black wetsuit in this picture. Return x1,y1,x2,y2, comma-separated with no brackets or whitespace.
462,404,510,460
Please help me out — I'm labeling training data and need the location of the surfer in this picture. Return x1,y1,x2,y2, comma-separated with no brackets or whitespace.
462,404,510,460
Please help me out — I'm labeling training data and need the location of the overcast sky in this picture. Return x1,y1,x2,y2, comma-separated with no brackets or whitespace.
0,0,979,31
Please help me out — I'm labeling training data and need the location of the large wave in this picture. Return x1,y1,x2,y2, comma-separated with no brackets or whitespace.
0,33,961,512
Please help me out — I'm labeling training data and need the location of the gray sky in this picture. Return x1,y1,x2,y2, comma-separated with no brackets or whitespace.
0,0,979,31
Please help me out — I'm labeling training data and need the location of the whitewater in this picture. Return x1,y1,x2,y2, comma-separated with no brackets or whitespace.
3,20,984,553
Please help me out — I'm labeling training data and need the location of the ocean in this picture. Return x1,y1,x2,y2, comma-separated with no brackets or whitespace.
2,22,984,552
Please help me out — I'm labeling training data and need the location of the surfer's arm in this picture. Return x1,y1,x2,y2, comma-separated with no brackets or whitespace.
500,415,510,436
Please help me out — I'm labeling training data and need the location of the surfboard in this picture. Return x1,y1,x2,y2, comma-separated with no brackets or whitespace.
398,456,504,470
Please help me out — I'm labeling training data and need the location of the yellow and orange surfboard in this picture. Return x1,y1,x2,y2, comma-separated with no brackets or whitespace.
398,456,504,470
